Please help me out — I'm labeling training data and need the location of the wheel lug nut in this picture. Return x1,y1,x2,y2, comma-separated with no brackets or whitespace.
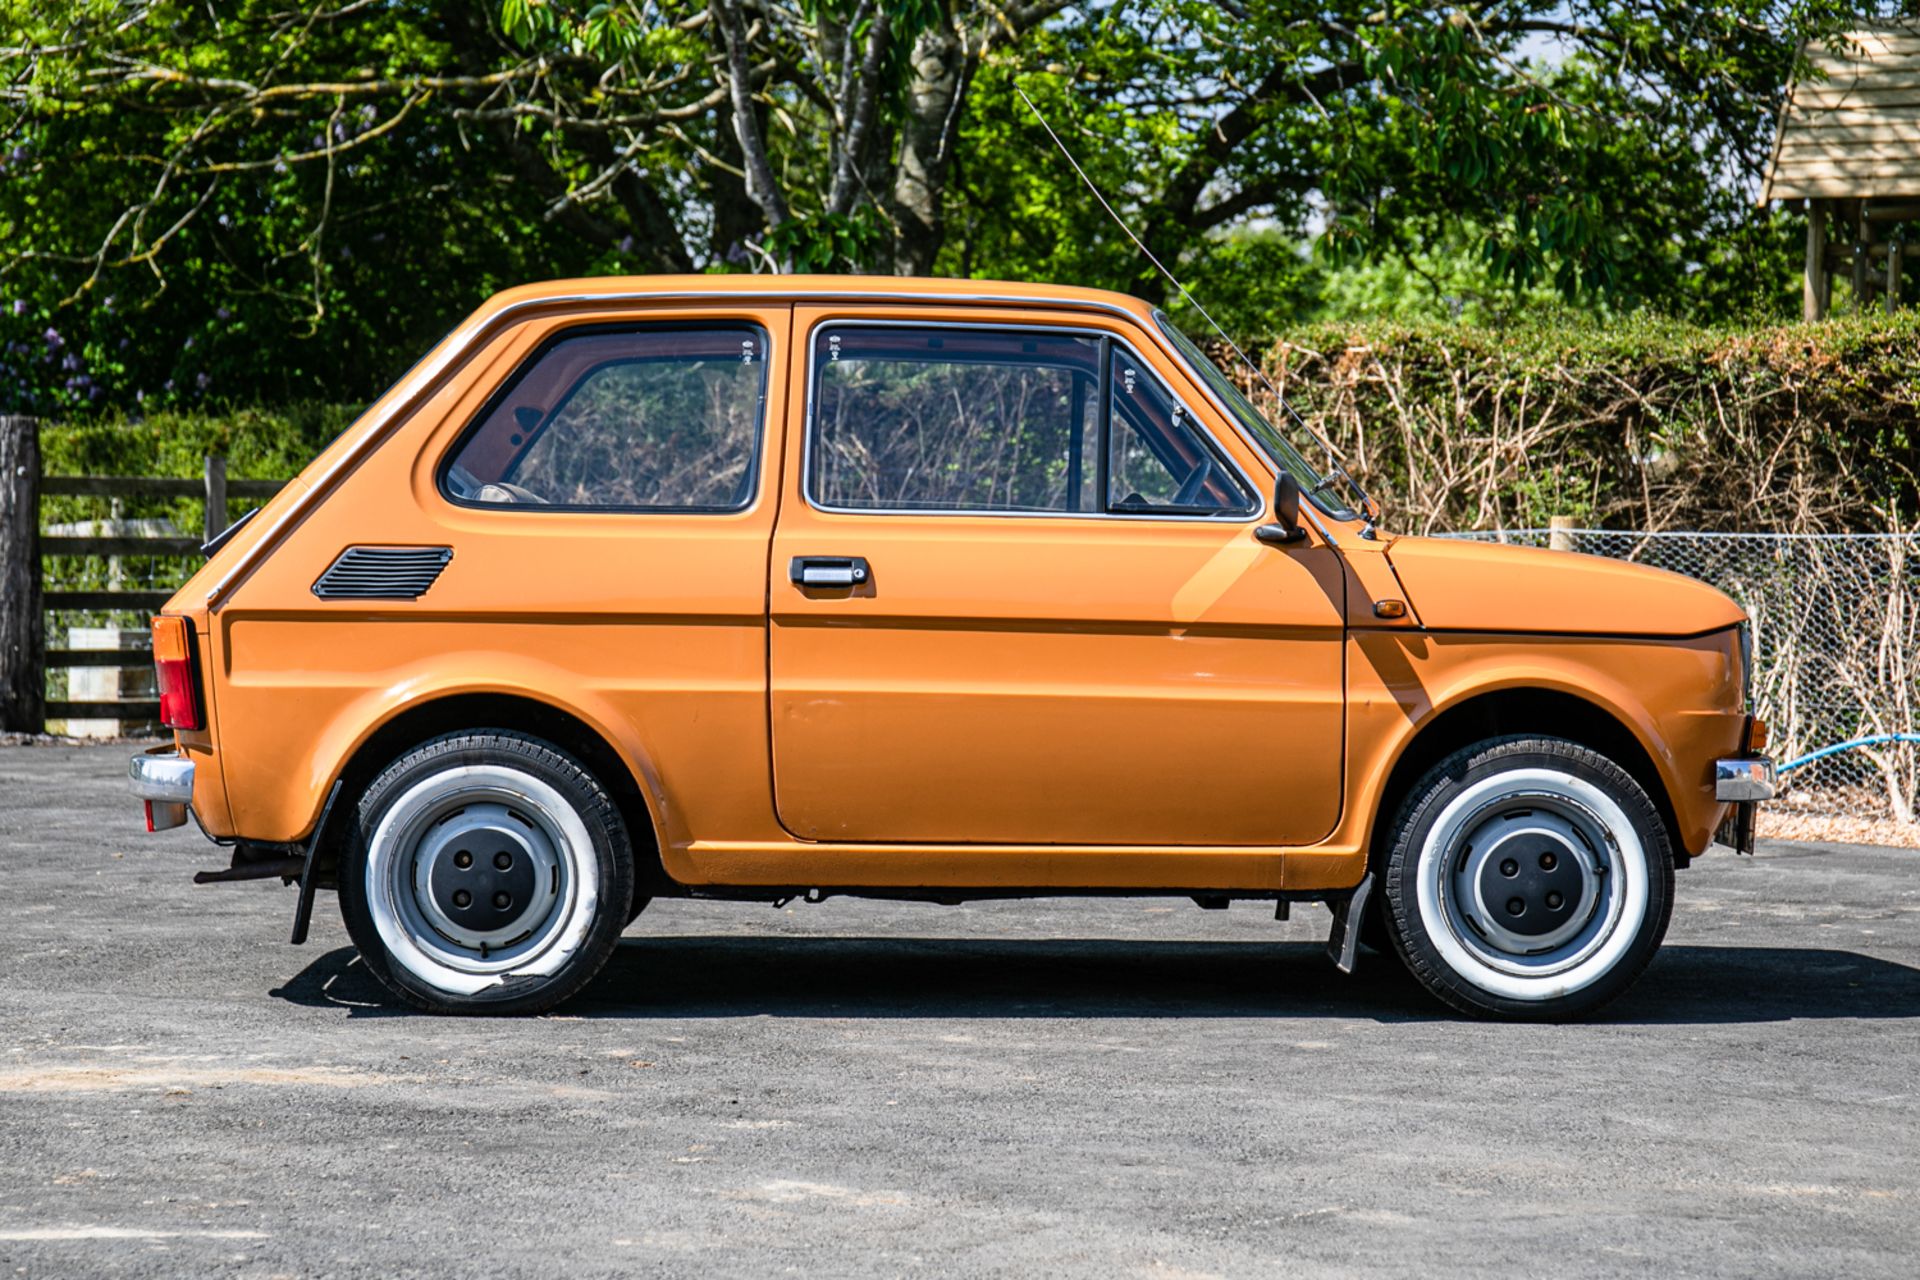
493,891,511,910
1546,891,1564,909
453,850,471,869
1506,897,1525,916
494,851,513,870
452,889,471,908
1499,858,1518,878
1539,852,1557,870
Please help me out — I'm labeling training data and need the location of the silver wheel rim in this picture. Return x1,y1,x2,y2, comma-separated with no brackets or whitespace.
1414,767,1649,1002
364,763,601,997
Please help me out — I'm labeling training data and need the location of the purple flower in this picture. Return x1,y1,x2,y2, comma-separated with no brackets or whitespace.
42,327,61,349
164,378,175,392
182,336,195,350
88,385,103,402
8,146,24,163
9,299,24,316
103,294,116,311
60,352,80,371
274,159,288,175
195,372,210,390
216,307,231,321
136,390,146,403
359,104,378,123
217,213,231,228
618,235,636,254
118,338,129,350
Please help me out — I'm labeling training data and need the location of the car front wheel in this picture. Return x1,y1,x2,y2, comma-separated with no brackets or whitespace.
1380,736,1674,1021
339,731,634,1015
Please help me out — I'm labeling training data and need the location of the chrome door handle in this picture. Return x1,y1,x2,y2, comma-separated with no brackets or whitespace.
789,556,870,588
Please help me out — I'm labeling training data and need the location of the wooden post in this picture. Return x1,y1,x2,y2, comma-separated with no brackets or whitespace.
1804,198,1828,322
0,417,45,733
1889,238,1905,315
1548,515,1576,553
202,454,227,546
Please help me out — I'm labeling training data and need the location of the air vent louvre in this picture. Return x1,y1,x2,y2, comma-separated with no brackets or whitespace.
312,546,453,600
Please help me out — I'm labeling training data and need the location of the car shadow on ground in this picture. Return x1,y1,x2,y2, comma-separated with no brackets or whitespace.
270,937,1920,1024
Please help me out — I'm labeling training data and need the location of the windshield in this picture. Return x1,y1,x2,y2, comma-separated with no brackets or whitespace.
1152,311,1356,520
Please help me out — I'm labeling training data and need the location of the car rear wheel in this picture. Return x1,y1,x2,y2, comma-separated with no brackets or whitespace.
1380,736,1674,1021
339,731,634,1015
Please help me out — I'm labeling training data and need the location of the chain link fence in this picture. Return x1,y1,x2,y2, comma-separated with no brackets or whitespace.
1448,530,1919,837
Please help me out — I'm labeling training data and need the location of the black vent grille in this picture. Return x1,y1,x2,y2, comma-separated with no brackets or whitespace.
312,546,453,600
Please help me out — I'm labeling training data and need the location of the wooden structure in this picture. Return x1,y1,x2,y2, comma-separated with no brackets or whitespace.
0,416,287,733
1763,23,1920,320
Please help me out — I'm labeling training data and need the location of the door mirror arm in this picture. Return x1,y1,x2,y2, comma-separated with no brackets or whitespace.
1255,472,1309,547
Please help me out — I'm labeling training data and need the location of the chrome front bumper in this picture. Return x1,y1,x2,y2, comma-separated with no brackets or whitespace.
130,748,194,831
1715,756,1777,803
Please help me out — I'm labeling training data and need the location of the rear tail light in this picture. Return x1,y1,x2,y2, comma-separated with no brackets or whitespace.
151,615,204,731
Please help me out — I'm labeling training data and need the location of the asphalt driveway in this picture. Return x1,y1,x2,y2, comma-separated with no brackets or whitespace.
2,745,1917,1278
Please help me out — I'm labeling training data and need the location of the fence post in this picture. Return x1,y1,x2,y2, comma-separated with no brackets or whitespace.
0,416,45,733
1548,515,1576,553
202,454,227,546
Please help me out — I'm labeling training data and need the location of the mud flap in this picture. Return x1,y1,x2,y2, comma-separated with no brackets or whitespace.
1325,872,1375,975
1715,800,1757,856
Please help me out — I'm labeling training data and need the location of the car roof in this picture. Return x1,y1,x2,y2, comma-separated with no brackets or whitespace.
478,274,1159,324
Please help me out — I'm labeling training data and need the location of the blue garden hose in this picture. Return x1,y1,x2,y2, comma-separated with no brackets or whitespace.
1778,733,1920,774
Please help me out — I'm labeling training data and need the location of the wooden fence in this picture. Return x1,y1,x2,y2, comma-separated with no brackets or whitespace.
0,416,288,733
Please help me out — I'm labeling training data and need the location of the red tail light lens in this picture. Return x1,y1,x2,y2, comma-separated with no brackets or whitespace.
152,615,203,731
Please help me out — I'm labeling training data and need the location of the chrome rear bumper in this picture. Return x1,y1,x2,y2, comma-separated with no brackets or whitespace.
1715,756,1777,803
130,748,194,831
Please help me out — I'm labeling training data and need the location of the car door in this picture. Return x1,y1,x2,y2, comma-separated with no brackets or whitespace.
768,305,1347,848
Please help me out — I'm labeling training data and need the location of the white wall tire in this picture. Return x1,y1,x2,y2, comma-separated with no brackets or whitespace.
339,732,634,1015
1381,737,1675,1020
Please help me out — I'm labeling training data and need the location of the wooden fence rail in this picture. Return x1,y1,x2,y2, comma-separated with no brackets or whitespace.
0,416,291,733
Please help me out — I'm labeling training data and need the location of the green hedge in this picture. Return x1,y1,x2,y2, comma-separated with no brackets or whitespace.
1239,312,1920,533
38,404,359,611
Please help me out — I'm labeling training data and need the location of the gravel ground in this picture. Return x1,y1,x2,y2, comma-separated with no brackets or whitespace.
2,744,1918,1279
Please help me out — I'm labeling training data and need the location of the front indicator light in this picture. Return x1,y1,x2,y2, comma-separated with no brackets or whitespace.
151,615,204,731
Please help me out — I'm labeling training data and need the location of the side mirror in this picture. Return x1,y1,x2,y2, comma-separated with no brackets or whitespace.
1255,472,1309,547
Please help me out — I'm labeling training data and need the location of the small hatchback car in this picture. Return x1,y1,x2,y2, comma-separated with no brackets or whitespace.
130,275,1776,1019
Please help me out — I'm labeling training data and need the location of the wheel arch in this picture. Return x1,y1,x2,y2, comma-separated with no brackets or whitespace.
1367,687,1685,871
324,691,673,893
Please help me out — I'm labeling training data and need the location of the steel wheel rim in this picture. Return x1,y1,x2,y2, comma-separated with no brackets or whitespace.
364,764,600,996
1414,767,1649,1001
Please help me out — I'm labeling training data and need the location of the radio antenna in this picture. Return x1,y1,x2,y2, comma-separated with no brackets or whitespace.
1014,84,1368,510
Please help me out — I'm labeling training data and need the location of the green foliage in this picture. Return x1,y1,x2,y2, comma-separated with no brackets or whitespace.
1246,312,1920,533
0,0,1887,421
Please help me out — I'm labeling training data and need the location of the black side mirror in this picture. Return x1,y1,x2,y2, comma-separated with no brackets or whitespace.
1255,471,1308,547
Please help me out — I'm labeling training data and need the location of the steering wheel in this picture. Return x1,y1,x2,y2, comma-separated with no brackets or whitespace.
1173,456,1216,509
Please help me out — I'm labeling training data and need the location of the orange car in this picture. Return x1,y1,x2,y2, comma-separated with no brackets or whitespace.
128,275,1775,1020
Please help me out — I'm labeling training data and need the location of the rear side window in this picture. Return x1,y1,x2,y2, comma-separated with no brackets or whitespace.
808,325,1254,517
442,324,768,511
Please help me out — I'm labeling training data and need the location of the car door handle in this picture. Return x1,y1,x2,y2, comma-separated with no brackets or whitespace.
789,556,870,588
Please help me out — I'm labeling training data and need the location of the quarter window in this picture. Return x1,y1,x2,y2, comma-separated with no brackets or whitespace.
442,324,768,511
1108,346,1253,513
808,325,1253,517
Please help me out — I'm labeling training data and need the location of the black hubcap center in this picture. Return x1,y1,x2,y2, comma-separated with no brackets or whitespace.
1479,840,1584,937
429,843,538,931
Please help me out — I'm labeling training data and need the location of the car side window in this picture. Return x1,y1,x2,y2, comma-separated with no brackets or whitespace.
442,324,768,511
808,325,1252,517
811,327,1102,513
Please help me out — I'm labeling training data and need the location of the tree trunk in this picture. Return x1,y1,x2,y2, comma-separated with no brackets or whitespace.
891,22,969,276
0,417,44,733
